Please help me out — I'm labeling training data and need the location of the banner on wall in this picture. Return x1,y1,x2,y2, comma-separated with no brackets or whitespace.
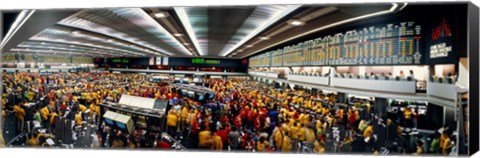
425,17,458,64
162,57,169,66
156,57,162,65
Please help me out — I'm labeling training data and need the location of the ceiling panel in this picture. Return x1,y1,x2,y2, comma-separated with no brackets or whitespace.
2,3,404,59
207,7,255,56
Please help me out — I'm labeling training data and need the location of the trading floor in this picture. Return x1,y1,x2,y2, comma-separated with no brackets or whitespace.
0,1,478,157
0,72,463,155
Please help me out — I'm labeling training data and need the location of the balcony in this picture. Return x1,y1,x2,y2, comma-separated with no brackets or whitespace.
287,72,329,86
330,75,417,94
427,77,457,100
248,71,279,79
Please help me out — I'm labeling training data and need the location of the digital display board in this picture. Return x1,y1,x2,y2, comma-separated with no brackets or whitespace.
192,58,221,64
112,59,129,63
249,21,423,67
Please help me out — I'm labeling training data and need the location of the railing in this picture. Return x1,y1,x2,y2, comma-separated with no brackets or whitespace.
287,72,330,86
247,71,279,79
330,75,417,94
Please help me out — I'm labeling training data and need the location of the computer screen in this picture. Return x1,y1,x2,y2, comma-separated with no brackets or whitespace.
116,121,127,131
105,118,114,126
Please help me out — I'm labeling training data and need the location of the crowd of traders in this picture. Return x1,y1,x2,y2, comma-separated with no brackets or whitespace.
1,72,455,155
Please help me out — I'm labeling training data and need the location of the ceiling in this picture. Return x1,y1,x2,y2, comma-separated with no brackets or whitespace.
0,3,405,59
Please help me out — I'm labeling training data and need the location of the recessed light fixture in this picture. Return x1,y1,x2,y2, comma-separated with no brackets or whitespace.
287,19,305,26
107,39,113,42
259,36,270,40
70,45,74,47
153,12,168,18
41,42,46,45
246,45,253,48
173,33,183,37
183,43,190,46
238,50,243,52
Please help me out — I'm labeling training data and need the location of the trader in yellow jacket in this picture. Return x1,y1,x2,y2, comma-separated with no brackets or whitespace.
75,112,83,126
313,139,325,153
281,132,292,152
198,128,213,149
363,123,374,138
274,128,284,149
0,129,5,147
211,132,223,151
441,132,453,155
256,136,269,152
40,106,50,121
13,105,25,131
27,132,39,147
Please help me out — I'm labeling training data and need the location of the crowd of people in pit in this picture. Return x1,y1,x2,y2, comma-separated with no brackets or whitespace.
1,72,456,155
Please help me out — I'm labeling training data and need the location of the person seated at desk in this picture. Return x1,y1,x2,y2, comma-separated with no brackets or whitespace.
399,70,405,78
407,70,414,78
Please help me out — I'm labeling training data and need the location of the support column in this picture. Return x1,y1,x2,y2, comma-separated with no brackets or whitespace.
311,88,318,96
336,92,347,104
374,97,388,119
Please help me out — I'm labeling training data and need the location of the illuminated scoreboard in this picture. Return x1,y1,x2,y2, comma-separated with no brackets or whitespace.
249,21,423,67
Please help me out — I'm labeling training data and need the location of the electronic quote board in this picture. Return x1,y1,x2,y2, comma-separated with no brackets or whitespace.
249,21,423,67
249,52,271,67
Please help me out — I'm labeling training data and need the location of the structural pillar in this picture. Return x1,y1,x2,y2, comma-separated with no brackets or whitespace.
336,92,347,104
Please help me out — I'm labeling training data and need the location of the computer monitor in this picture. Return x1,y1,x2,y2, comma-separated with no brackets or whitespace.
103,111,118,127
208,93,214,99
187,91,194,98
105,118,114,126
116,121,127,131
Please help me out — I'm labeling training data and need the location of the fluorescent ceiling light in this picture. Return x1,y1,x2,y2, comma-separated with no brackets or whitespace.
173,33,183,37
0,10,35,49
174,7,203,56
220,5,302,56
259,36,270,40
242,3,399,58
287,19,305,26
72,30,82,34
153,12,167,18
